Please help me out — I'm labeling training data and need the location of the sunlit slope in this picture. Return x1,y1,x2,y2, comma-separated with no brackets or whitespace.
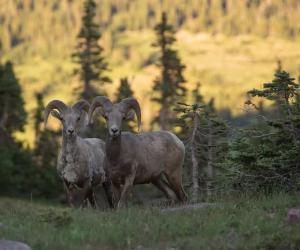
7,30,300,145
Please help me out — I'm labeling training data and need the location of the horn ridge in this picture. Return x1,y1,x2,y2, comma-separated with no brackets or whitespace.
44,100,68,127
88,96,113,124
72,99,90,113
120,97,142,131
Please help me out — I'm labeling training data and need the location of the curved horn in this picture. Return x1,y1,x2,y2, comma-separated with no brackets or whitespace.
120,97,141,130
88,96,113,124
72,99,90,113
44,100,68,127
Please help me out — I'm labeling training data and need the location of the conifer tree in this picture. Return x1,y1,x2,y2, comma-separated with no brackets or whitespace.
176,102,202,201
176,84,227,201
225,70,300,193
0,61,60,198
0,61,26,138
72,0,111,101
203,98,227,196
192,82,205,105
115,77,134,102
152,12,187,130
115,77,135,132
248,70,299,140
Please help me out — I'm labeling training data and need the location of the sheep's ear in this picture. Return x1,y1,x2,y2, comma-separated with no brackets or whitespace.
51,110,62,121
125,109,135,120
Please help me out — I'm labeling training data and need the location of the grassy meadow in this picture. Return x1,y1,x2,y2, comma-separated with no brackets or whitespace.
6,30,300,146
0,193,299,249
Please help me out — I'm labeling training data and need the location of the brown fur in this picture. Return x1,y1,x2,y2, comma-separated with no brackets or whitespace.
45,100,113,208
89,97,187,208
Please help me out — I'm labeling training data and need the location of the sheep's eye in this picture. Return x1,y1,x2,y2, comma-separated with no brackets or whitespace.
103,115,108,120
77,116,80,121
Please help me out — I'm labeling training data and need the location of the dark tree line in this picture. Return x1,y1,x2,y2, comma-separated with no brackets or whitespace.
1,0,299,201
0,61,62,198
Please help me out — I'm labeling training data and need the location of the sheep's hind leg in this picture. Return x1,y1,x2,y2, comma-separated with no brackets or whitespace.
152,175,177,202
164,173,188,203
111,184,121,209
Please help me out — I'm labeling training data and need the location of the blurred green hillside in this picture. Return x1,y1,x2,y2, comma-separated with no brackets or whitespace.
1,0,300,145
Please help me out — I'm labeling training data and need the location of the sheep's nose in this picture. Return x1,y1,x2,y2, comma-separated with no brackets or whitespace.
68,128,74,134
110,127,119,134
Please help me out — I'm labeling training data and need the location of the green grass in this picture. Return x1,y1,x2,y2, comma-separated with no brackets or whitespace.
1,193,299,249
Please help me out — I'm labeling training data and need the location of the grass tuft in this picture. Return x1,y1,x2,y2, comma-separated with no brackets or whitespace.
0,193,299,249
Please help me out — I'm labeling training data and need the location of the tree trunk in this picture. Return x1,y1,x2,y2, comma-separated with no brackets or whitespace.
284,94,297,142
206,119,214,197
191,112,200,202
159,104,168,130
0,101,8,130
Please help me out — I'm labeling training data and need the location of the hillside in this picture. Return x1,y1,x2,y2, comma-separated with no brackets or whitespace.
1,1,300,145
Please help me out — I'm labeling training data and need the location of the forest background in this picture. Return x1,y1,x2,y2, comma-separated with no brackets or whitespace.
1,0,300,199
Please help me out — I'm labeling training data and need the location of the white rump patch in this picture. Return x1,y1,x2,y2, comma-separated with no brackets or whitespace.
166,131,185,152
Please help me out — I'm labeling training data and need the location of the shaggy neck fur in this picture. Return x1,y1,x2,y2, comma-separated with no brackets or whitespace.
62,132,79,167
106,133,121,165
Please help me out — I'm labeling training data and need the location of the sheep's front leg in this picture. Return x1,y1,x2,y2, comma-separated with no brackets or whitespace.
87,189,97,209
63,181,72,206
111,184,121,208
117,164,137,209
103,181,114,208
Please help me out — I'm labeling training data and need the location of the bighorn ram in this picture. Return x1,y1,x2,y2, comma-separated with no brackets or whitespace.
88,96,187,208
44,99,112,208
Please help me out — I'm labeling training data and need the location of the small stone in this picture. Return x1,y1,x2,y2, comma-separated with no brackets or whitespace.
135,245,145,250
0,240,32,250
286,208,300,224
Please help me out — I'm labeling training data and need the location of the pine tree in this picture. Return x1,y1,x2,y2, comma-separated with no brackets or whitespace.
72,0,111,101
203,98,227,197
0,61,26,139
192,82,205,105
248,70,299,141
175,102,202,201
225,70,300,193
115,77,134,102
175,86,227,201
152,12,187,130
0,61,61,198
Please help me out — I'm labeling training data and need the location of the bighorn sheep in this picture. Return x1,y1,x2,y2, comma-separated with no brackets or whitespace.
88,96,187,208
44,99,112,208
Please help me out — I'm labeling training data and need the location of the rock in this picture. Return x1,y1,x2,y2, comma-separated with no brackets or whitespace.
0,240,32,250
285,208,300,224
